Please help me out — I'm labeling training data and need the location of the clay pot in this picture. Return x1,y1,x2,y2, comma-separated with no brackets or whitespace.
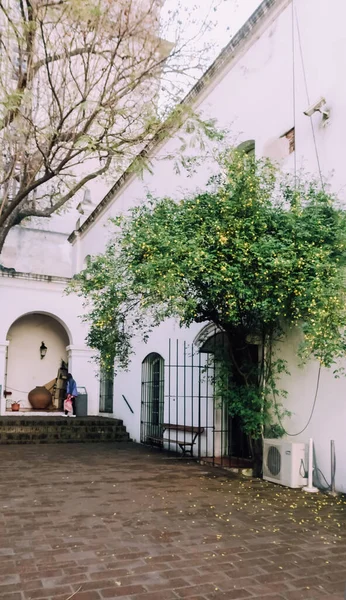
28,387,52,410
11,402,20,412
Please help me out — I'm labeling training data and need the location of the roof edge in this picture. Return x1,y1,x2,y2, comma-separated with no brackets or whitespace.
68,0,286,245
0,270,71,284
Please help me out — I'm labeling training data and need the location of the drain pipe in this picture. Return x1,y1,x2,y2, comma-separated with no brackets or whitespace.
303,438,319,493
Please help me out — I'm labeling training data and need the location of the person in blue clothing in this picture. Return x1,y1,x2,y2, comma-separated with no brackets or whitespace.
64,373,78,417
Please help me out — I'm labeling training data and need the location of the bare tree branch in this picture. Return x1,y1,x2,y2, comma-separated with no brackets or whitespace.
18,155,113,220
0,0,222,252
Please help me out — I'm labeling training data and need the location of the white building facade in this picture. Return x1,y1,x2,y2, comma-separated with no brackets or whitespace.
1,0,346,489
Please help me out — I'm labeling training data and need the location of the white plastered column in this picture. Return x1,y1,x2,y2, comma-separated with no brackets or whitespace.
66,345,100,415
0,341,9,415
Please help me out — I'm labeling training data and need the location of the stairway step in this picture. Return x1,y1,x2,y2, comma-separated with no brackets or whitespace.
0,417,124,426
0,417,130,445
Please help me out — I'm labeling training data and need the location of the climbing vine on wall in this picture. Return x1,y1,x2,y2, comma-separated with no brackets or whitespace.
70,150,346,455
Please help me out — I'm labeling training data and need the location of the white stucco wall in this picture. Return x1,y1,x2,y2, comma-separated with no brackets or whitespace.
276,331,346,493
75,0,346,264
1,227,73,277
68,0,346,491
110,318,202,443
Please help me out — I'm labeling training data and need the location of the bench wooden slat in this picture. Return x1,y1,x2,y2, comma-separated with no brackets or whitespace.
146,436,164,447
162,424,204,458
163,424,204,434
145,425,204,458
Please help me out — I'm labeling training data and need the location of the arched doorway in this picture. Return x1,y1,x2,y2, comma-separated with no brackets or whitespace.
197,327,256,467
5,313,70,411
140,353,164,445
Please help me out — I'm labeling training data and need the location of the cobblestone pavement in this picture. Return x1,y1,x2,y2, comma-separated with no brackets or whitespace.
0,443,345,600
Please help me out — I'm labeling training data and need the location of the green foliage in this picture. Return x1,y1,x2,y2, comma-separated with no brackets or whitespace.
69,244,154,373
71,150,346,436
265,423,286,439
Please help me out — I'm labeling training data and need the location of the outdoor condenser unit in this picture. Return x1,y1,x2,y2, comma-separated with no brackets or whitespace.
263,439,307,488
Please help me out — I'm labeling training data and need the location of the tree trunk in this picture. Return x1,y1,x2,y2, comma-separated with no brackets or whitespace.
0,210,21,257
251,436,263,477
0,226,11,255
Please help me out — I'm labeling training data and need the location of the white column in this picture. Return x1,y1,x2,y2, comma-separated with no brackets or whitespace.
75,232,82,273
0,341,9,415
66,345,100,415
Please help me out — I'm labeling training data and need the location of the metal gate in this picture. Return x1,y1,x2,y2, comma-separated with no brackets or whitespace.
140,339,253,468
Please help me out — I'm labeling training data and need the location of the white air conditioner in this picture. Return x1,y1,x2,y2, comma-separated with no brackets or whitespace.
263,439,307,488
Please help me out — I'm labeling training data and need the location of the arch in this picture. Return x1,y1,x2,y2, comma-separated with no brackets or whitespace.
142,352,164,366
236,139,255,155
6,310,72,345
82,254,91,270
193,323,222,349
5,312,71,411
140,352,165,444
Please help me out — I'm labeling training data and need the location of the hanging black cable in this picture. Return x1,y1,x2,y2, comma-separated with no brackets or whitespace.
274,363,321,437
294,5,324,189
273,1,326,439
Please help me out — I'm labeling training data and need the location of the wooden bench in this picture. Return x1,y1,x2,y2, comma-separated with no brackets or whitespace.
163,424,205,457
146,435,164,448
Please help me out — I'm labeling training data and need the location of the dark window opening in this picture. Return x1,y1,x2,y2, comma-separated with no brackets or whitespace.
283,127,295,154
99,367,114,413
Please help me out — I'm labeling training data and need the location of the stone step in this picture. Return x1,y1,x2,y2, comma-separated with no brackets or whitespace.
0,423,127,430
0,434,131,444
0,416,124,426
0,417,131,444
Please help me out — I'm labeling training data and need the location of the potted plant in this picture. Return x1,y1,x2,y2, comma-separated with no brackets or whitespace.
11,400,21,412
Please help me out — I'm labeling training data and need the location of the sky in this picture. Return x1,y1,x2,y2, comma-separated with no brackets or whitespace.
195,0,263,54
163,0,263,58
160,0,263,101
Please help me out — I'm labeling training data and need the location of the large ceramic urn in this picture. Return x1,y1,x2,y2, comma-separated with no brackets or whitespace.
28,387,52,410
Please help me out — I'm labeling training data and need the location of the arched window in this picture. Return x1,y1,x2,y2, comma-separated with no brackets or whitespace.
82,255,91,270
99,364,114,414
140,353,164,445
237,140,255,156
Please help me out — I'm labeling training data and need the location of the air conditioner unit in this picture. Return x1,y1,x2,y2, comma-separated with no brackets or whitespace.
263,439,307,488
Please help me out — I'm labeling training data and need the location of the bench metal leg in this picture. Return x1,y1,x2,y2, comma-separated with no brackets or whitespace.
178,443,193,457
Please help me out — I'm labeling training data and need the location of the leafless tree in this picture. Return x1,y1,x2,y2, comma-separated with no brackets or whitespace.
0,0,222,251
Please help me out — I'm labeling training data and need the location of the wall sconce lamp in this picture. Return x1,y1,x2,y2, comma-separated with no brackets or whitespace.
40,341,47,360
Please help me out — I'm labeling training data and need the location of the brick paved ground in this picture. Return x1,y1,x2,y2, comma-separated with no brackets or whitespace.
0,443,345,600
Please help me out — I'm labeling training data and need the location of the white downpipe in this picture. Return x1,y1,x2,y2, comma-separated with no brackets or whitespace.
303,437,319,493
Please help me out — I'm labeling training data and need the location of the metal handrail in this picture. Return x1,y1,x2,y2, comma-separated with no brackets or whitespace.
122,394,134,414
